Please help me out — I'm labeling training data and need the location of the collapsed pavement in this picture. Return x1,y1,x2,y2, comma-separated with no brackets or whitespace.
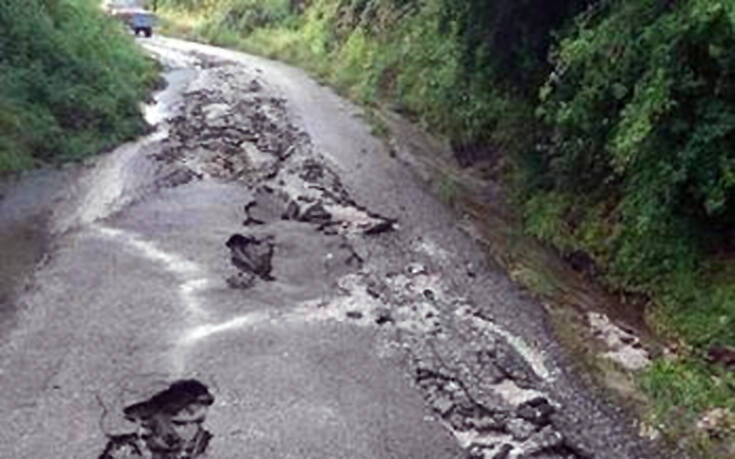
135,51,659,459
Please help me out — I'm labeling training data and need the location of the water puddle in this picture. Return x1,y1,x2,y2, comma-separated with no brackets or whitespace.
0,169,71,337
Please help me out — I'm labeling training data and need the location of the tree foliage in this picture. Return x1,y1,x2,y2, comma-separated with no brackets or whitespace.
535,0,735,286
438,0,593,92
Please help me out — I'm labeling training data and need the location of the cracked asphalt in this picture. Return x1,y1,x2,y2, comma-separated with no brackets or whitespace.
0,37,661,458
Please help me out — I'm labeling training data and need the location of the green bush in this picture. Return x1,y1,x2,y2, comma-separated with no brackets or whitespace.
439,0,592,93
534,0,735,289
211,0,295,34
0,0,157,171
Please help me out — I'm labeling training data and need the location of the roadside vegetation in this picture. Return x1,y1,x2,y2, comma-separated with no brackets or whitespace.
0,0,158,171
158,0,734,453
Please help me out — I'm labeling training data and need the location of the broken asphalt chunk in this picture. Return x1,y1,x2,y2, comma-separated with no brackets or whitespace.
226,233,275,281
363,217,397,235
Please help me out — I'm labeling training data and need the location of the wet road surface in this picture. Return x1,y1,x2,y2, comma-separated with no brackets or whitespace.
0,37,660,458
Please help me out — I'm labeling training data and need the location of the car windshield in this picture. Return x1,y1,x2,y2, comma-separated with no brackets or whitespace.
108,0,144,8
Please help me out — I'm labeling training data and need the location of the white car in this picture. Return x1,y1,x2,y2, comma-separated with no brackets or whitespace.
103,0,156,37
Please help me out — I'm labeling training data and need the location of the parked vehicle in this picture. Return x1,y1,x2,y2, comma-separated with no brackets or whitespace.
103,0,156,37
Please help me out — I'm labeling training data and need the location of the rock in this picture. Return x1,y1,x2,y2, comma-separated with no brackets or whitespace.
406,263,427,276
506,418,537,441
299,202,332,225
446,409,469,431
473,354,506,385
467,443,513,459
202,103,230,122
366,284,382,299
282,200,300,220
316,223,337,235
247,79,262,92
374,308,394,326
466,444,486,459
280,144,296,160
243,188,287,225
466,415,506,432
696,407,733,437
517,397,554,425
491,346,537,386
345,248,363,267
520,425,564,455
156,168,198,188
492,444,513,459
225,234,275,281
300,160,324,182
242,201,265,226
205,116,228,130
638,423,661,441
226,272,256,289
588,312,651,371
430,395,455,417
363,218,396,235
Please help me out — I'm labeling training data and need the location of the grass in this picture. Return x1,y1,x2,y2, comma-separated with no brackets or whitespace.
640,359,735,455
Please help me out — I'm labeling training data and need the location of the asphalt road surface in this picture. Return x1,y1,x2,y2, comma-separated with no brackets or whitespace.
0,37,661,458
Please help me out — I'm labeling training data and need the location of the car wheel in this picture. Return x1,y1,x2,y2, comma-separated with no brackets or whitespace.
133,28,140,36
144,28,152,38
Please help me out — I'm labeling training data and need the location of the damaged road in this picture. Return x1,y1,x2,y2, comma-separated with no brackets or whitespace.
0,37,661,458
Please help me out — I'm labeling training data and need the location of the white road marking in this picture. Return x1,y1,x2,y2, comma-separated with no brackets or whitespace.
93,224,208,317
180,311,270,345
459,306,553,382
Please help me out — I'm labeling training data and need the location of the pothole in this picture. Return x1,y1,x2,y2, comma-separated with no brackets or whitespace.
99,379,214,459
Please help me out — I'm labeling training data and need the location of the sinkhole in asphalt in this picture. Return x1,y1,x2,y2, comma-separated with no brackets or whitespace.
99,379,215,459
